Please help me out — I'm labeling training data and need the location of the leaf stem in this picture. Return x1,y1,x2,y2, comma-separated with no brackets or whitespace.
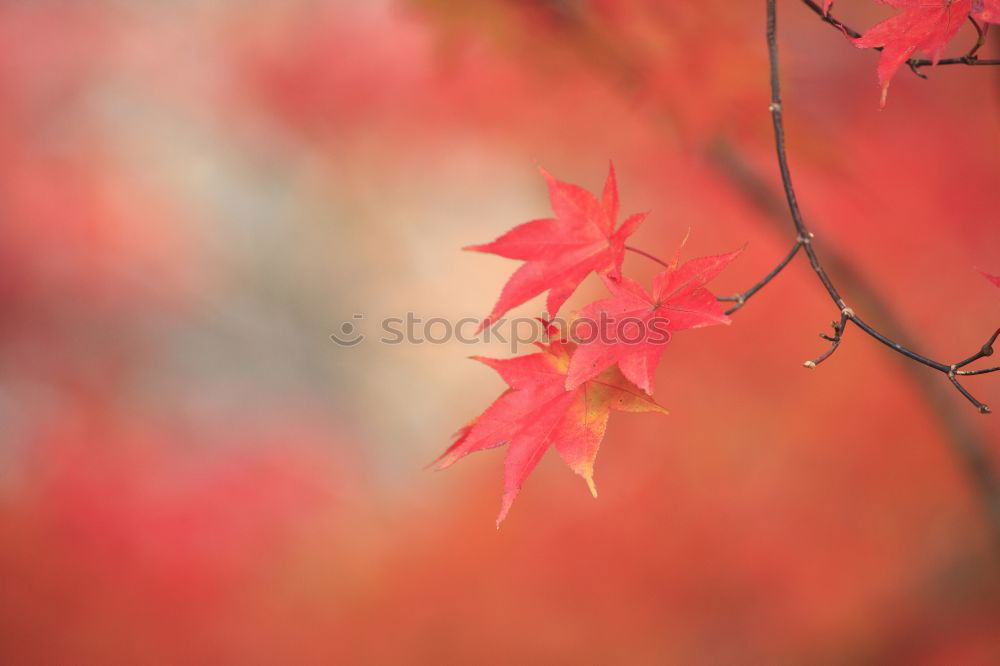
624,245,670,269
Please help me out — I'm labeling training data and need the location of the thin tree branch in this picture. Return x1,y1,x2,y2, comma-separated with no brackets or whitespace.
953,328,1000,370
799,0,1000,75
766,0,997,414
958,366,1000,376
800,0,862,38
629,241,804,316
493,0,1000,546
709,139,1000,554
720,240,802,315
768,0,1000,548
967,17,987,59
804,310,850,368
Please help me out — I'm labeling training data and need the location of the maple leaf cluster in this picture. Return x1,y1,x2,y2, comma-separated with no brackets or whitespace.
439,166,741,525
852,0,1000,106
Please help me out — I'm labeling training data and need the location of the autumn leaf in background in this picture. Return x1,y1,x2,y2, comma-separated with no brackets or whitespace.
984,271,1000,288
566,248,742,396
854,0,1000,106
467,165,645,327
436,337,666,526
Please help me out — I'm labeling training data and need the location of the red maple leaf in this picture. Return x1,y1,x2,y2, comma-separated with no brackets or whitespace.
983,270,1000,288
566,248,742,396
436,338,666,526
854,0,1000,107
467,165,646,328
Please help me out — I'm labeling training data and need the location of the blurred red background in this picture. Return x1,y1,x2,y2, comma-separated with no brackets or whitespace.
1,0,999,663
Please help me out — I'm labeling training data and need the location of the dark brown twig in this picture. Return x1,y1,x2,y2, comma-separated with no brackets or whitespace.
767,0,1000,548
709,139,1000,554
799,0,1000,76
720,240,803,315
804,310,850,369
766,0,997,414
489,0,1000,546
959,366,1000,377
628,241,805,316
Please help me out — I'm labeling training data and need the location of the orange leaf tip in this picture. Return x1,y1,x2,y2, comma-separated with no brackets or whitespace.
584,471,598,499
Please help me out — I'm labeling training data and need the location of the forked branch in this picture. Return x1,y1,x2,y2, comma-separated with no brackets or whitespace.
799,0,1000,75
766,0,1000,548
753,0,1000,415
